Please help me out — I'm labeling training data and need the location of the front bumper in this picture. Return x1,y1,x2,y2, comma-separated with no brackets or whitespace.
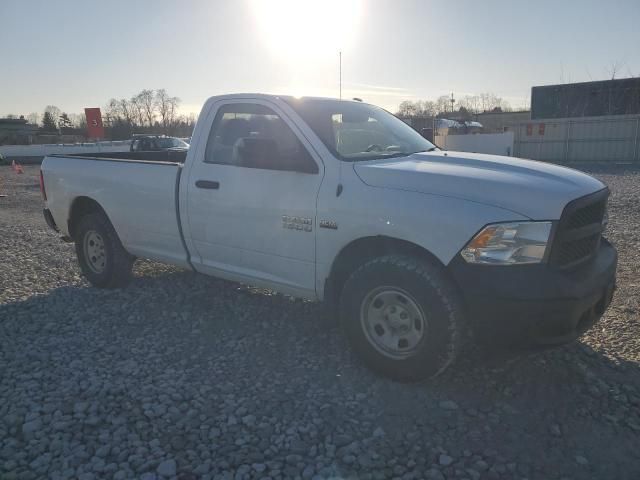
448,238,617,347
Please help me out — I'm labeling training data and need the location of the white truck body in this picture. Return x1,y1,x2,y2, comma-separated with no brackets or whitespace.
42,94,604,299
40,94,617,380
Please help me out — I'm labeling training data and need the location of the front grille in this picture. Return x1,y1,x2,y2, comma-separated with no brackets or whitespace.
550,189,608,268
566,200,607,230
556,233,600,265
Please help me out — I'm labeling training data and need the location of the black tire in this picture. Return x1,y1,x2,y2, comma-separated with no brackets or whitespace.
340,254,464,381
74,212,134,288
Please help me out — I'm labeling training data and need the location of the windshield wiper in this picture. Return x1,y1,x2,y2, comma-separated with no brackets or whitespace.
348,149,435,162
378,152,414,159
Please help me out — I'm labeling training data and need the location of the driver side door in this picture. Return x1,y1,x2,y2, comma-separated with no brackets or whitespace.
185,100,323,297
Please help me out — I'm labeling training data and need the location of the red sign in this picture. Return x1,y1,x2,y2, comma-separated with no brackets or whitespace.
538,123,545,135
526,124,533,136
84,108,105,139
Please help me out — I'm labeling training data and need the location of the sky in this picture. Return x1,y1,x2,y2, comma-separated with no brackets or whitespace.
1,0,639,117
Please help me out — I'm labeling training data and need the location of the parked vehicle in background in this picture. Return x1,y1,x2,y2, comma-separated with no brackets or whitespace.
39,94,617,381
130,135,189,152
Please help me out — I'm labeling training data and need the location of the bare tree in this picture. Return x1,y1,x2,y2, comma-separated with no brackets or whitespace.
138,89,156,127
584,66,593,81
477,93,511,113
416,100,436,116
479,93,491,112
69,113,87,129
457,95,481,114
44,105,61,128
397,100,419,116
118,98,135,126
626,66,636,78
168,96,180,128
27,112,40,125
606,60,625,80
435,95,451,115
155,89,181,131
398,92,512,118
103,98,122,126
130,94,146,127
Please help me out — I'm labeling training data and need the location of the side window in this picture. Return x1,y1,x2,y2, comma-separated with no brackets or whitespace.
131,139,139,151
204,103,318,173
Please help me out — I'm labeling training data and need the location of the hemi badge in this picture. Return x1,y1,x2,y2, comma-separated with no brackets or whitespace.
319,220,338,230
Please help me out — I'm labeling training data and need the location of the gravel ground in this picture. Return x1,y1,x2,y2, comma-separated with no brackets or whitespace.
1,164,639,480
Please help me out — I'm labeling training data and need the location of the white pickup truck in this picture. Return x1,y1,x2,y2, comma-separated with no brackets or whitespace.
40,94,617,381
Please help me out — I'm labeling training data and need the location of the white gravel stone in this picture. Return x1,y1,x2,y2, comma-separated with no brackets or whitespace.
438,400,459,410
156,458,177,477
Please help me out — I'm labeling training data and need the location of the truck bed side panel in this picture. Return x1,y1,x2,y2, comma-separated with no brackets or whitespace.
42,156,190,268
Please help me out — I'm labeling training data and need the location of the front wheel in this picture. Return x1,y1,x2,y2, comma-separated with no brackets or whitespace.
340,255,464,381
74,212,134,288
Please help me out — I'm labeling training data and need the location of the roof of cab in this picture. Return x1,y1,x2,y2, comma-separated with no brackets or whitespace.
203,93,366,106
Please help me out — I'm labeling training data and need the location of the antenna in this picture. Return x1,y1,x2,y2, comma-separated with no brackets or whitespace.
337,50,344,197
339,51,342,100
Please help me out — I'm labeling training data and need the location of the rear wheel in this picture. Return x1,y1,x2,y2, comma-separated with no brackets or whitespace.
74,212,133,288
340,254,463,381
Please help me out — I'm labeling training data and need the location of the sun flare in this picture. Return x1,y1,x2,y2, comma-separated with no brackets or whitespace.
250,0,362,61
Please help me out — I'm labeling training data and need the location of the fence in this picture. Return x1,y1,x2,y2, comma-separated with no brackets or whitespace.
513,114,640,164
435,132,514,157
0,141,131,163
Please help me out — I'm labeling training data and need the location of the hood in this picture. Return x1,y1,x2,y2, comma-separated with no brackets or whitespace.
353,151,605,219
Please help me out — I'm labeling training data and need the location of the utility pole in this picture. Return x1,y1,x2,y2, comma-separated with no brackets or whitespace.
450,92,455,113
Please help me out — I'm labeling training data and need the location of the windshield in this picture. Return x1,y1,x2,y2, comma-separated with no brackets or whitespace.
156,137,189,149
285,98,436,161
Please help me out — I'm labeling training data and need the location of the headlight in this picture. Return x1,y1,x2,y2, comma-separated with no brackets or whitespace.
461,222,552,265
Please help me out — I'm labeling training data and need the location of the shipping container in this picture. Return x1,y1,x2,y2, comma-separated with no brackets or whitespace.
531,78,640,120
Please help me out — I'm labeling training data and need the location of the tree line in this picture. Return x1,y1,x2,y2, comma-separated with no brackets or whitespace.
396,93,516,119
103,89,195,138
6,89,518,140
11,89,197,140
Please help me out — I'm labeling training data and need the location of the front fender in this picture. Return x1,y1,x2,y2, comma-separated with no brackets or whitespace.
315,184,529,299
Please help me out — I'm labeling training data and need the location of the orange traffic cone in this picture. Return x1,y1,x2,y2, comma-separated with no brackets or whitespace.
11,160,23,174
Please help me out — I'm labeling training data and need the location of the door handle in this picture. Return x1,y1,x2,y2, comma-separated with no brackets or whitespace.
195,180,220,190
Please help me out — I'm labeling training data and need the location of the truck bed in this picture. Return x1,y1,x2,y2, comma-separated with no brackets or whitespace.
42,154,190,268
60,149,188,163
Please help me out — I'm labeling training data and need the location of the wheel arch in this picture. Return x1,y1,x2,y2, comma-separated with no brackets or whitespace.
324,235,449,305
67,196,109,241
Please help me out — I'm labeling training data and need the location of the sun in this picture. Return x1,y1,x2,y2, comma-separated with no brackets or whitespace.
250,0,362,61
